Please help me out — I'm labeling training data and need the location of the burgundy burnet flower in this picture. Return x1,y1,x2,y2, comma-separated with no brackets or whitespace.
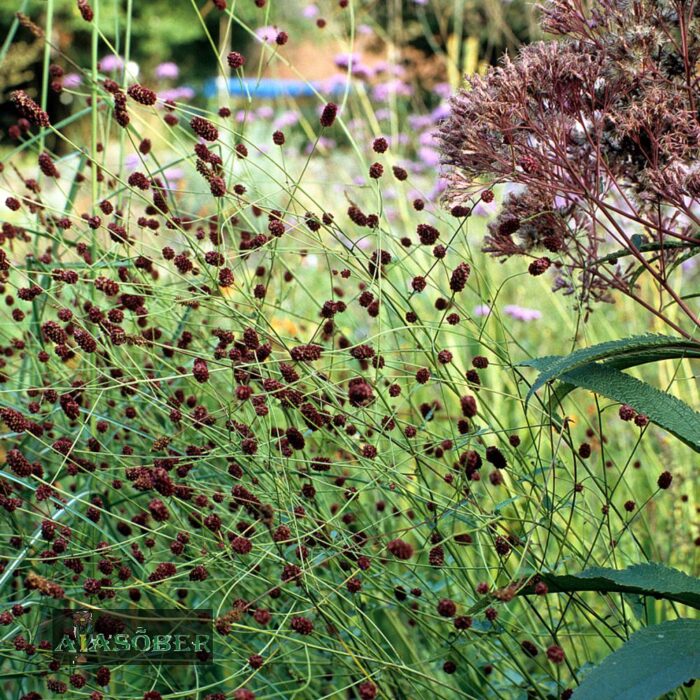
38,152,60,178
127,84,157,106
436,598,456,617
10,90,50,127
528,257,551,276
449,262,470,292
416,368,430,384
369,162,383,179
546,644,566,664
392,166,408,181
372,137,388,153
657,471,672,489
387,538,413,560
77,0,94,21
190,116,219,142
320,102,338,127
358,681,377,699
290,616,313,635
193,358,209,383
521,640,539,657
290,344,323,362
227,51,246,69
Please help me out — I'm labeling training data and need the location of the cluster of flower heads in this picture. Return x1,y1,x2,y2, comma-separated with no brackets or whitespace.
438,0,700,329
0,2,691,698
0,92,536,699
0,106,567,700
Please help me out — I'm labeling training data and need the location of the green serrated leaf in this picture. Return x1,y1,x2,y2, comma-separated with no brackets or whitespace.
521,334,700,406
573,618,700,700
574,563,700,602
520,563,700,610
553,362,700,452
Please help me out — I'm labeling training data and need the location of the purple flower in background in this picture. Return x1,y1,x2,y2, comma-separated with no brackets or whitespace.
433,82,452,99
164,168,184,189
418,146,441,168
157,87,194,102
334,53,368,77
419,130,437,147
256,105,274,119
256,26,279,43
471,201,490,217
306,136,336,154
63,73,82,88
99,54,124,72
155,62,179,80
274,110,300,129
429,177,449,199
124,154,140,171
474,304,491,317
431,103,451,122
318,74,349,92
553,194,576,210
351,65,373,80
408,114,433,131
372,80,413,102
335,53,357,69
303,4,319,18
504,305,542,321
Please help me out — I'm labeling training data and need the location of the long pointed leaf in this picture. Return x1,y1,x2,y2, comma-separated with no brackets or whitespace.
552,362,700,452
518,563,700,610
521,334,700,405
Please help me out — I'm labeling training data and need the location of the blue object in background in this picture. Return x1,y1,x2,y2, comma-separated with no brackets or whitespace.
202,77,347,100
